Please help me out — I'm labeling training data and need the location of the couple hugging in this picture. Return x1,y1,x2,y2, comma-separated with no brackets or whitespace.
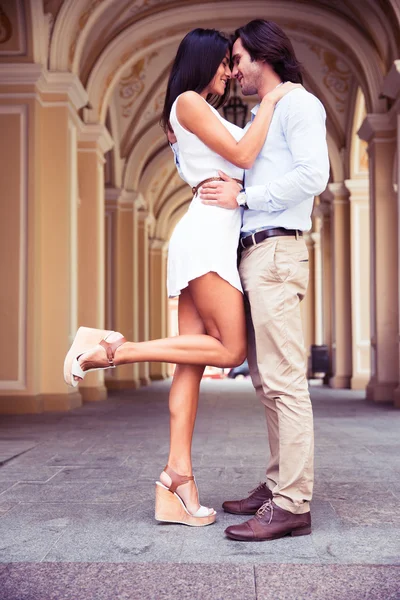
64,19,329,542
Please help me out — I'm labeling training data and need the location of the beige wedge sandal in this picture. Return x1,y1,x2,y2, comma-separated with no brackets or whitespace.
63,327,126,387
155,465,216,527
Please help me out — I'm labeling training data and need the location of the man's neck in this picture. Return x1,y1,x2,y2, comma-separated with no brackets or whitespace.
257,76,283,101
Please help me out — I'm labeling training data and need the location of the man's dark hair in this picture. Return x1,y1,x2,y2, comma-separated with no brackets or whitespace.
161,28,231,132
234,19,303,84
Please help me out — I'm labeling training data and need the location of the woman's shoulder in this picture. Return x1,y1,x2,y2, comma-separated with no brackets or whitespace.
176,90,208,108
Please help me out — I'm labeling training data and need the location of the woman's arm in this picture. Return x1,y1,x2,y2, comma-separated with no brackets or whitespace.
176,83,298,170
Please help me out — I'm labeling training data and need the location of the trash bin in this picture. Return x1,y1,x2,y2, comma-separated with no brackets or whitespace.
311,344,330,375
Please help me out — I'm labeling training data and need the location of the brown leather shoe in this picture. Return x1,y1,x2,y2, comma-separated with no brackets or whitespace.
222,482,272,515
224,500,311,541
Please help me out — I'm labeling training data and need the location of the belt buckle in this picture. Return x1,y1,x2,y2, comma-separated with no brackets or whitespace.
251,233,257,246
240,237,246,249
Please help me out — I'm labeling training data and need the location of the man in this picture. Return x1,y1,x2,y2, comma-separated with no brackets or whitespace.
199,19,329,541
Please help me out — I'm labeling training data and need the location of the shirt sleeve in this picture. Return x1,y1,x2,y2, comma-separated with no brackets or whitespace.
170,142,186,182
245,92,330,212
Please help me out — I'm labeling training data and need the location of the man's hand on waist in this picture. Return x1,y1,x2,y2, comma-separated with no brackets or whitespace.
199,171,242,209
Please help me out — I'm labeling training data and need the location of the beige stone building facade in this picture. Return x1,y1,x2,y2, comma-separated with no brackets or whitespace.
0,0,399,414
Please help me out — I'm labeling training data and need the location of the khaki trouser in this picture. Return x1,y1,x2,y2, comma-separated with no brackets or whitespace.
239,235,314,515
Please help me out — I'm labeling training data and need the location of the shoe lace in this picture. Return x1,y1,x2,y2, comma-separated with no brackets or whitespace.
256,499,274,524
248,482,266,495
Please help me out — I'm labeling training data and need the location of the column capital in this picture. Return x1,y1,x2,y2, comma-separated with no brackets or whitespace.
310,232,321,247
328,182,350,203
357,113,395,143
149,238,168,254
133,193,147,211
0,65,88,112
344,178,369,201
78,123,114,154
381,60,400,101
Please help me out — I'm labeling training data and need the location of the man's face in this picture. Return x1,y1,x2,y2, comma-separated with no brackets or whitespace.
231,38,263,96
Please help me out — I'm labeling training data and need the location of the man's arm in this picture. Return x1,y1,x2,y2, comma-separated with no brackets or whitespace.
200,91,329,210
245,92,329,212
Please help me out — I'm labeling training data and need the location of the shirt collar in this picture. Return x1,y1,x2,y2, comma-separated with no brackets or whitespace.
250,82,284,120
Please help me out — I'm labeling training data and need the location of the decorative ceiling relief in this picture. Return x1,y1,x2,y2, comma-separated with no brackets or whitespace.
0,5,12,44
142,86,167,125
306,44,351,113
119,52,158,118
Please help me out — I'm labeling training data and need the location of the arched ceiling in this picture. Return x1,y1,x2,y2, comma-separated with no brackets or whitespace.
40,0,400,237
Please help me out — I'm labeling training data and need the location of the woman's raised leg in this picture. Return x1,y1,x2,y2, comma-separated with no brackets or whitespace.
159,287,207,515
74,273,247,377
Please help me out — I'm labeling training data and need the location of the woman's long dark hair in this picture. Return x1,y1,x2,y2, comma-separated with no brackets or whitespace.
161,28,230,132
234,20,303,84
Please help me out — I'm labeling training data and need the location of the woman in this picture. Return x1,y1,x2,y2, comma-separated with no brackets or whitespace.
64,28,298,527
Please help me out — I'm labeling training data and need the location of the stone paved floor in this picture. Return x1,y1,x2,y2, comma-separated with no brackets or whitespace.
0,379,399,599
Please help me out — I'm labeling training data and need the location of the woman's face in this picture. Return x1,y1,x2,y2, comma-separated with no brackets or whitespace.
208,50,231,96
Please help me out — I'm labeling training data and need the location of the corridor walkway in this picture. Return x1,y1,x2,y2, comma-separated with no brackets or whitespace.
0,379,399,599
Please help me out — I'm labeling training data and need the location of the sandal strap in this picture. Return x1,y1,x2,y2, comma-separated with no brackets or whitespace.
99,335,126,366
164,464,194,493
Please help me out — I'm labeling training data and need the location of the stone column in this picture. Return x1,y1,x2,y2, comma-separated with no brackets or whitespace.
329,183,352,389
149,239,169,380
345,178,371,389
311,219,323,346
137,209,151,386
382,61,400,408
358,114,398,403
77,124,113,402
300,233,315,377
318,194,333,381
105,189,140,390
0,66,87,413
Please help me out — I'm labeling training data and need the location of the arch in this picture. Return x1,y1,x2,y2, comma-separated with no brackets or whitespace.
82,1,386,124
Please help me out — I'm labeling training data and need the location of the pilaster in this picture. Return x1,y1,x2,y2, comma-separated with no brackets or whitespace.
149,238,169,380
105,189,140,390
0,65,87,413
137,205,151,386
345,178,371,390
76,123,113,402
359,113,398,403
328,182,352,389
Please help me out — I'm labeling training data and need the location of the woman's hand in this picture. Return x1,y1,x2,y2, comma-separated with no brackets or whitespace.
264,82,303,105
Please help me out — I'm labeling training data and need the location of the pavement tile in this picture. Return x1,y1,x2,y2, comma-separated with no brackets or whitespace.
0,563,256,600
0,379,399,570
0,467,63,483
0,440,38,464
255,564,400,600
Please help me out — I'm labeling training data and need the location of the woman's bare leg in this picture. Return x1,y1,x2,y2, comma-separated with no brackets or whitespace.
78,273,247,373
159,288,207,514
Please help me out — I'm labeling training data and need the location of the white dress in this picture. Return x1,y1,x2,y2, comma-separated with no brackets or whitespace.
167,96,245,298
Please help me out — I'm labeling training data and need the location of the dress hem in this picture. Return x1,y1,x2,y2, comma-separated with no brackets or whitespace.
168,269,243,298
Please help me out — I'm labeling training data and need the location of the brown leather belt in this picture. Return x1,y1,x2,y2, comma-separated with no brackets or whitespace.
192,176,243,197
240,227,303,249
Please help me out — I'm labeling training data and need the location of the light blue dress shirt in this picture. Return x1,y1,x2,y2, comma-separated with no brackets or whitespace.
242,88,329,234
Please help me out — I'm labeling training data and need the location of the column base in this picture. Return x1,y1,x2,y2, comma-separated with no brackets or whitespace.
329,375,351,389
0,391,82,415
392,386,400,408
350,374,369,390
80,385,107,403
106,379,141,391
140,376,151,387
150,374,169,381
366,379,397,403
